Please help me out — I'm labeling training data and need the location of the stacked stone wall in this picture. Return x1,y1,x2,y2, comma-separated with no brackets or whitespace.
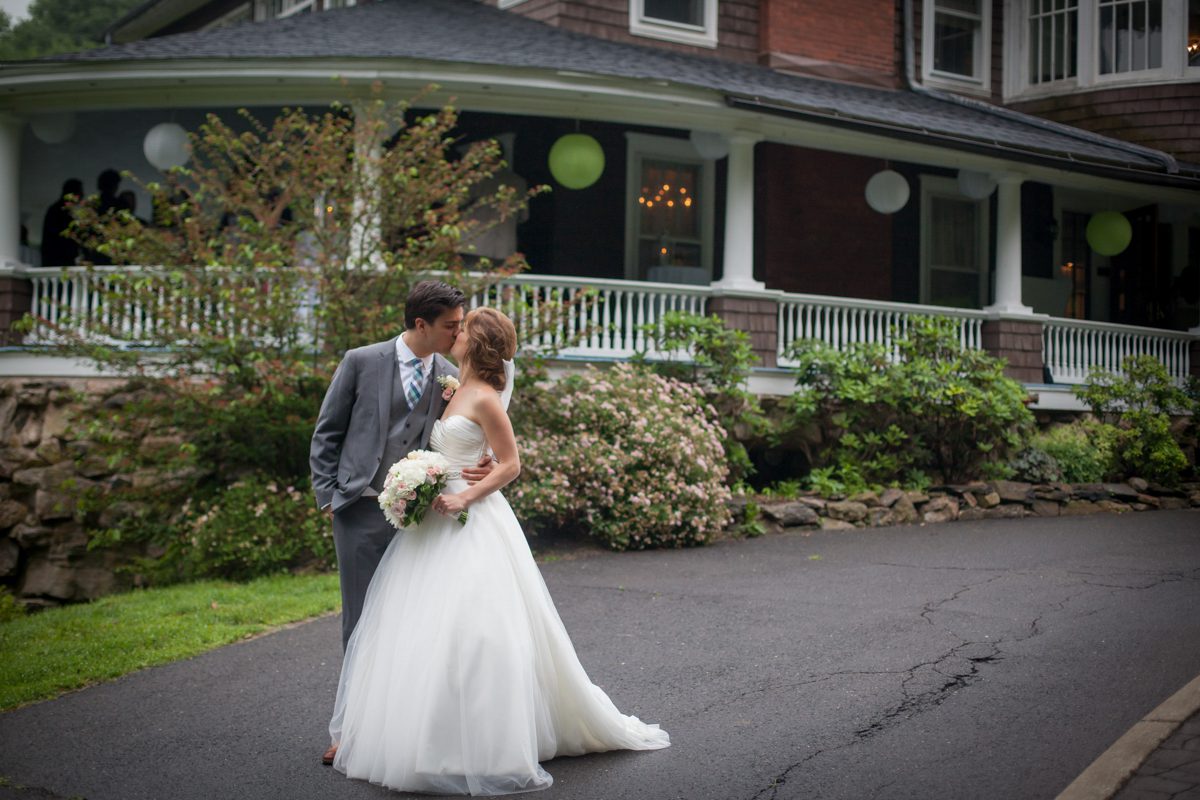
0,378,143,608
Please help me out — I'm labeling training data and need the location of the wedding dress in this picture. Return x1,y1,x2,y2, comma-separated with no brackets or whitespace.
329,414,670,795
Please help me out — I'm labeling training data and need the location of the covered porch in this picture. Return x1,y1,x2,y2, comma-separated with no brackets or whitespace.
0,0,1197,400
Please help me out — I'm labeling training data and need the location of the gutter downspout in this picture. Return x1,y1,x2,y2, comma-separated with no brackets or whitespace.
900,0,1178,175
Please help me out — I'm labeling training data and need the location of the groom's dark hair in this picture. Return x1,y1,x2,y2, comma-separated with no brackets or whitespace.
404,281,466,329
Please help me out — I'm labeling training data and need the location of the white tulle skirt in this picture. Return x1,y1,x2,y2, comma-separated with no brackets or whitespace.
329,481,670,795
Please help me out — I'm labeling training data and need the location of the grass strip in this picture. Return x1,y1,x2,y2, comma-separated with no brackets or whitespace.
0,572,340,712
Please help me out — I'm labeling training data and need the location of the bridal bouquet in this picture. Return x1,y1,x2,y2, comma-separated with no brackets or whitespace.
378,450,469,530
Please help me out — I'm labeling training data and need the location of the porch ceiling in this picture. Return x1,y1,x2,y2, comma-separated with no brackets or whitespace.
1,0,1198,196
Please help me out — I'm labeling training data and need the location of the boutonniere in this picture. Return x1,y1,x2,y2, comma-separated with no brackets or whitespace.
437,375,460,401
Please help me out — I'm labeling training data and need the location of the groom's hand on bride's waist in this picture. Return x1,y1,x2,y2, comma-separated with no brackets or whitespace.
461,455,495,486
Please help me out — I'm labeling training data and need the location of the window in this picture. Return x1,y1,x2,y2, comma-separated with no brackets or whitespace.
923,0,992,92
920,176,990,309
274,0,314,18
1029,0,1078,84
203,3,252,30
1009,0,1195,97
1187,0,1200,66
629,0,718,48
624,133,715,283
1098,0,1163,75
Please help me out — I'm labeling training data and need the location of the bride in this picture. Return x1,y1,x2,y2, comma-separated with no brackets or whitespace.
329,307,670,795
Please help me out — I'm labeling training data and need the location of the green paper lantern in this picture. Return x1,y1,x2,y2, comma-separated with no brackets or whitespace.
1086,211,1132,256
548,133,605,190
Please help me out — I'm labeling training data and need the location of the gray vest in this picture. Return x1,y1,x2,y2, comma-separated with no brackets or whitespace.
369,365,435,492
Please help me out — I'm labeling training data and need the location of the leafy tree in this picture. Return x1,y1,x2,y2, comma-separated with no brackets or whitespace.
0,0,141,60
24,89,549,581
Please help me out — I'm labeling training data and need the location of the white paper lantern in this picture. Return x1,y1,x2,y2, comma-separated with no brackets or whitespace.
143,122,190,171
864,170,910,214
957,169,997,200
689,130,729,160
30,112,76,145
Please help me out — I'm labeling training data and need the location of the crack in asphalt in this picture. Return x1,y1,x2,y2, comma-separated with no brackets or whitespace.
747,562,1197,798
920,574,1008,626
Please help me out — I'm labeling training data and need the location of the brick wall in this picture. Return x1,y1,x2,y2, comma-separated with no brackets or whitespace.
1009,84,1200,164
981,318,1045,383
0,277,31,347
494,0,759,63
760,0,898,86
757,144,895,300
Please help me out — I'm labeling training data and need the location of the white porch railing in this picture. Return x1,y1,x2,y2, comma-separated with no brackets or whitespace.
472,274,709,359
775,294,987,367
1043,318,1193,385
7,266,1196,387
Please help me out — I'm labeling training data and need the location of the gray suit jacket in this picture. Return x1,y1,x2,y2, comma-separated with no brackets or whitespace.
310,337,457,512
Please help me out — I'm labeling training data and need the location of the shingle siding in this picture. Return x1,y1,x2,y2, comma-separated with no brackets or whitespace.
1010,84,1200,164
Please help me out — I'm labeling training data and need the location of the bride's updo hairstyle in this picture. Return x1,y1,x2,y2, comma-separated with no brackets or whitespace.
463,307,517,392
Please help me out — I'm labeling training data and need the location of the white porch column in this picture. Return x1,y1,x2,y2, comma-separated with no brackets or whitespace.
0,114,23,268
984,174,1033,315
349,101,384,270
713,131,764,292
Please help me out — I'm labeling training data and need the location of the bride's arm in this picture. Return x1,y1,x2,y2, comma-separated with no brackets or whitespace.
433,393,520,517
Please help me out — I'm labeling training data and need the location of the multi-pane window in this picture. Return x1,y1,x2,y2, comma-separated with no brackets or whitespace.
629,0,717,48
932,0,986,78
1029,0,1079,84
927,195,985,308
1014,0,1196,94
1098,0,1163,74
643,0,704,27
636,160,703,278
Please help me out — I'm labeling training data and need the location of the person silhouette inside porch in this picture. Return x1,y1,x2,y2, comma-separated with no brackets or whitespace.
84,168,122,265
40,178,83,267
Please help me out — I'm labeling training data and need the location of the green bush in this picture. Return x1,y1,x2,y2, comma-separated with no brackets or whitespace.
150,476,334,582
787,316,1034,487
1035,422,1113,483
636,311,770,483
1007,445,1063,484
510,363,732,550
1074,356,1194,485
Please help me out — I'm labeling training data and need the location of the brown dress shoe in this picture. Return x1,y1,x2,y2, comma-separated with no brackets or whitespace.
321,743,338,766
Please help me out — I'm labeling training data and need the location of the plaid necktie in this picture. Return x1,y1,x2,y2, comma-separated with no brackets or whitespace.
407,358,424,407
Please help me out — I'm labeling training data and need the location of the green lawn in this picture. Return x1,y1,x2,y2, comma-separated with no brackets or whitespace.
0,573,340,712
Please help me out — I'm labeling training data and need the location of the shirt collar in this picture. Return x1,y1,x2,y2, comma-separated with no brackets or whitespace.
396,334,434,371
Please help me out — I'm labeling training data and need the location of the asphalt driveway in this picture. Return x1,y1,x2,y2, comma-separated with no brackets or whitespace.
1,509,1198,800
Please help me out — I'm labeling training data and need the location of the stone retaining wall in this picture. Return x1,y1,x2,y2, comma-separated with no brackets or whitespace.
0,378,138,608
753,479,1200,533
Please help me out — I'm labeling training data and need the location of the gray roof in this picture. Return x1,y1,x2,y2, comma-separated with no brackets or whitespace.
29,0,1199,183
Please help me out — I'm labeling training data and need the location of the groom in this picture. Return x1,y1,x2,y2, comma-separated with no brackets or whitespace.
310,280,491,670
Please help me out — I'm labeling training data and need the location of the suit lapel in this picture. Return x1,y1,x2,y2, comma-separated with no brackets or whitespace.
418,357,442,448
379,338,400,424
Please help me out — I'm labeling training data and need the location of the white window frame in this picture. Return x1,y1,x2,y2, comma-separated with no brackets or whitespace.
275,0,314,18
203,3,252,30
1006,0,1194,100
629,0,719,49
919,175,992,309
922,0,993,95
623,132,715,282
498,0,530,7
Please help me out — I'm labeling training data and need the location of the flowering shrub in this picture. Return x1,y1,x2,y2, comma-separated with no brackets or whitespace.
158,475,334,582
510,364,732,551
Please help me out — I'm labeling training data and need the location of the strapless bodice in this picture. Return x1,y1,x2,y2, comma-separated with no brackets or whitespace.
429,415,487,470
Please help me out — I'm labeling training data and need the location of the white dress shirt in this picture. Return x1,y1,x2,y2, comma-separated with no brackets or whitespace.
396,334,435,399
